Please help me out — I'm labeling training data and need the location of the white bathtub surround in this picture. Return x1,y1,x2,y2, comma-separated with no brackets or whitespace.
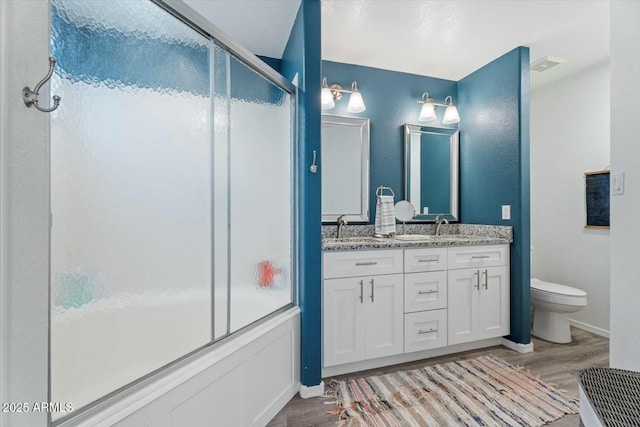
58,308,300,427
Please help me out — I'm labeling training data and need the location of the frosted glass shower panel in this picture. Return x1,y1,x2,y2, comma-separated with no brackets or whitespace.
228,57,293,332
50,0,212,417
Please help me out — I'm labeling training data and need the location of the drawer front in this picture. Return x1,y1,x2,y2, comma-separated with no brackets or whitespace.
323,250,404,279
404,271,447,313
404,248,448,273
447,245,508,270
404,309,448,353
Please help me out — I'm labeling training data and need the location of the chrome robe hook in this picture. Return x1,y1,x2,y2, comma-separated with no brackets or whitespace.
23,57,61,113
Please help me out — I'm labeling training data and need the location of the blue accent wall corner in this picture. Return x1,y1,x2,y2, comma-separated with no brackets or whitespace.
458,46,531,344
281,0,322,387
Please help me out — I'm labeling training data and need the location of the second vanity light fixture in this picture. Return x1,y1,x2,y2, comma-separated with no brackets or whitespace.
321,77,366,113
417,92,461,124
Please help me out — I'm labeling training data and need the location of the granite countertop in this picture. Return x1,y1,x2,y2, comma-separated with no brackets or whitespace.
321,224,512,252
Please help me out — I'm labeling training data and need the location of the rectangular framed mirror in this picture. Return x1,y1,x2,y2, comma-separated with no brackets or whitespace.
321,115,370,222
404,124,459,222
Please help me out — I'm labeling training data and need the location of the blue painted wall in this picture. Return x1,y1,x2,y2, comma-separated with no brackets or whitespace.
458,47,531,344
321,61,458,222
258,56,282,73
280,0,322,387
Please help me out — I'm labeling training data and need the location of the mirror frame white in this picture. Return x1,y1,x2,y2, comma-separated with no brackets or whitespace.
321,115,370,222
403,124,459,222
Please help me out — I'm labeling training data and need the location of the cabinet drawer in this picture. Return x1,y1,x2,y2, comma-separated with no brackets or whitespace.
323,250,403,279
404,309,447,353
447,245,508,270
404,271,447,313
404,248,447,273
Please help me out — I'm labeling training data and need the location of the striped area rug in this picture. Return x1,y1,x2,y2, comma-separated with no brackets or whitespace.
328,355,579,426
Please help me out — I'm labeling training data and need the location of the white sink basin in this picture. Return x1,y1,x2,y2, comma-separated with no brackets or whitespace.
324,236,386,245
395,234,437,241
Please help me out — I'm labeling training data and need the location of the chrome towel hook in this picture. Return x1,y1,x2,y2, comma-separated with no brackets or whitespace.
23,57,61,113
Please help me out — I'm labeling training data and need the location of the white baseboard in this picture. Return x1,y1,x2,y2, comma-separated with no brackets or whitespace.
501,338,534,353
299,381,325,399
569,318,610,338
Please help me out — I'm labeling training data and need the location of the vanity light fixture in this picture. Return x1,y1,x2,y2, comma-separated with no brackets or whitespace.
417,92,461,124
321,77,366,113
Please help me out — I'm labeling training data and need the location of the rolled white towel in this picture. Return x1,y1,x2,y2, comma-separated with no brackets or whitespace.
375,195,396,236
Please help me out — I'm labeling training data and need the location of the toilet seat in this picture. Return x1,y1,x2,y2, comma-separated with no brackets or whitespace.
531,278,587,306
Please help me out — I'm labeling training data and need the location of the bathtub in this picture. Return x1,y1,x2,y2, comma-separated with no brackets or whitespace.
51,286,293,421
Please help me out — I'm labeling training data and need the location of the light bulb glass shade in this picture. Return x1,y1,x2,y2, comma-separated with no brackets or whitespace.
418,102,437,121
442,104,460,124
321,87,335,110
346,91,366,113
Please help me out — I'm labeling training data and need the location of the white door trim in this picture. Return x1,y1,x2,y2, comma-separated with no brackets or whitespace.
1,2,51,426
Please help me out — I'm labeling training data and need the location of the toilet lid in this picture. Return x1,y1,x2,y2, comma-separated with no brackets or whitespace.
531,278,587,297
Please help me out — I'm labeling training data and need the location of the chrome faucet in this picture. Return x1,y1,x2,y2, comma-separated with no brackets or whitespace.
336,215,348,238
435,215,449,236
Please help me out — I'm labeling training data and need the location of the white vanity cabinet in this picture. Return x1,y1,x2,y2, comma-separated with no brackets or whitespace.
447,245,510,345
322,242,510,373
323,250,404,367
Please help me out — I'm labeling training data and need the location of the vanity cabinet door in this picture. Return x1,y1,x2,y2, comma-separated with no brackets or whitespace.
447,266,510,345
365,274,404,360
447,268,477,345
323,277,365,367
477,266,510,340
323,273,403,367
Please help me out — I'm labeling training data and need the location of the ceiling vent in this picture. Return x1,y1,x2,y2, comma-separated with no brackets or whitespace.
530,56,567,73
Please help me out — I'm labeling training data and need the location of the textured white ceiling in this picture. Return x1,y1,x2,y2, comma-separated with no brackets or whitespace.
186,0,610,89
183,0,301,58
322,0,610,89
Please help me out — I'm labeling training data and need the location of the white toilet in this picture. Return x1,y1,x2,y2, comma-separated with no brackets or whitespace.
531,278,588,343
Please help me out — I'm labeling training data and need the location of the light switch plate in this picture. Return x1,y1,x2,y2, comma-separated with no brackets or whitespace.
611,172,625,195
502,205,511,220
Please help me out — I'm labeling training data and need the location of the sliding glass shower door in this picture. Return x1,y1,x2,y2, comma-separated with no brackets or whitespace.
49,0,294,420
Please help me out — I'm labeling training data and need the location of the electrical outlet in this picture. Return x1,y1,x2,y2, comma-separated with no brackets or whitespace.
502,205,511,220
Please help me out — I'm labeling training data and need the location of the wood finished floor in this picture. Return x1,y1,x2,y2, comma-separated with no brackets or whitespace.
268,328,609,427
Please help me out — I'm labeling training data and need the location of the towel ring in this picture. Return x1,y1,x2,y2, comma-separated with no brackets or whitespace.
376,186,395,197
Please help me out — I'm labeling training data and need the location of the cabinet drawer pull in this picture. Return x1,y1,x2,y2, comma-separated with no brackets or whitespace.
418,329,437,334
418,290,438,295
471,255,490,259
418,258,438,263
355,261,378,266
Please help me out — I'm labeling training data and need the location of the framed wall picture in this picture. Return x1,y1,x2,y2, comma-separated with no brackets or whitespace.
585,170,610,229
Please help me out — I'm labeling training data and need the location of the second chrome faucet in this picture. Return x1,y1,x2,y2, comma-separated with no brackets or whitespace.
336,215,348,238
435,215,449,236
